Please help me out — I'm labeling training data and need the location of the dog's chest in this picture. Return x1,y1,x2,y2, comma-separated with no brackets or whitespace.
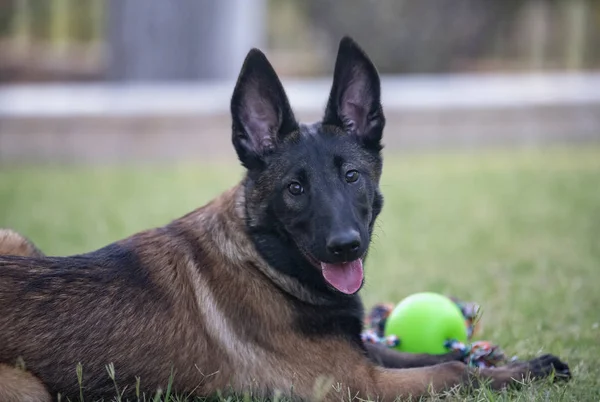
291,296,366,350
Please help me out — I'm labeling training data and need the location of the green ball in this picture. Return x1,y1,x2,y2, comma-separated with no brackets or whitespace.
384,292,468,355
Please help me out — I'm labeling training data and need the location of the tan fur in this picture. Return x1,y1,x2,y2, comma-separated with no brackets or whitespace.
0,364,51,402
0,229,44,258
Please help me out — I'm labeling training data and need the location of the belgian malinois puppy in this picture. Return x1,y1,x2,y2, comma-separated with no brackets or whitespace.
0,37,570,402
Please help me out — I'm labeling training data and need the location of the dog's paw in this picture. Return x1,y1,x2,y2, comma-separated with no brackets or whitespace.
446,349,468,363
522,354,571,382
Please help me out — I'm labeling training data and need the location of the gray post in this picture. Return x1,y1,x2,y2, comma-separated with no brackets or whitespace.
106,0,266,81
564,0,588,71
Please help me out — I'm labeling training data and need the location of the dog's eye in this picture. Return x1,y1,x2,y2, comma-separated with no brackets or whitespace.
345,170,360,183
288,182,304,195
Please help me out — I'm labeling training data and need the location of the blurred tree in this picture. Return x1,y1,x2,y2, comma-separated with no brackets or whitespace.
0,0,15,37
300,0,599,74
304,0,524,74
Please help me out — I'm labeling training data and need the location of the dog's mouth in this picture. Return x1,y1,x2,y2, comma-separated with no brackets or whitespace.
320,259,364,295
299,247,364,295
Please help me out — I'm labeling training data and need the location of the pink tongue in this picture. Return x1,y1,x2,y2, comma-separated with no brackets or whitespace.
321,259,364,294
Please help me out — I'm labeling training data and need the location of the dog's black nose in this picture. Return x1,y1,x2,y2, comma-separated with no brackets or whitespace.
327,230,361,259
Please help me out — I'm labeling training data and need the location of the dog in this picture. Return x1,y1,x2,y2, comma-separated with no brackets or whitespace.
0,37,570,401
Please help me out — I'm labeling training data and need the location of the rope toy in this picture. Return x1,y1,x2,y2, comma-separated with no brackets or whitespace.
361,298,508,368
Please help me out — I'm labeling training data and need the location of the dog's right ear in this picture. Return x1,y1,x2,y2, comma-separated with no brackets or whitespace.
230,49,298,170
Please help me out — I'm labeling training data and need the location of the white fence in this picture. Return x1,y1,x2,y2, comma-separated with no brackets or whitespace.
1,72,600,164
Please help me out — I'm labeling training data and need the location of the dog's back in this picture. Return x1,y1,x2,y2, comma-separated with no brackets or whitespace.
0,224,228,400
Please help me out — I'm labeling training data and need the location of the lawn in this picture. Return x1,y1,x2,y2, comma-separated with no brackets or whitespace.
1,145,599,401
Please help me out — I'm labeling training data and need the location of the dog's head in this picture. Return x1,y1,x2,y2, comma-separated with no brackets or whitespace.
232,37,385,296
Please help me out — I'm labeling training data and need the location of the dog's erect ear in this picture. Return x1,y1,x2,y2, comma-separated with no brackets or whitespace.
230,49,298,170
323,36,385,151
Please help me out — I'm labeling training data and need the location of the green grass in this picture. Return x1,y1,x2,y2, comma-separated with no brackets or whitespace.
1,145,599,401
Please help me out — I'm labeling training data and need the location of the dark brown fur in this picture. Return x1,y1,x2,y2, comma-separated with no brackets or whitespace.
0,37,570,402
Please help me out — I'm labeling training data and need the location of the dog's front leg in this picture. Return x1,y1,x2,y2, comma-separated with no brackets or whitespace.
370,361,468,400
365,342,464,369
369,353,570,401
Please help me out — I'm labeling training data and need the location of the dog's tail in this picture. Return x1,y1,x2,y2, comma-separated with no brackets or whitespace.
0,229,45,257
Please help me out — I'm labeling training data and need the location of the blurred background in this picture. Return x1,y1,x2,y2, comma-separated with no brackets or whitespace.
1,0,600,81
0,0,599,163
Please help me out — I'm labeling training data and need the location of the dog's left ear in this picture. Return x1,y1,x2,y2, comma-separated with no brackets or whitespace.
323,36,385,151
230,48,299,170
